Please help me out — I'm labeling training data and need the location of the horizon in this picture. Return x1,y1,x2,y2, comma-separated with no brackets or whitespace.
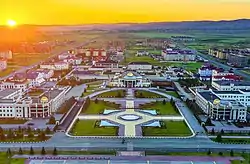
1,18,249,27
1,0,250,25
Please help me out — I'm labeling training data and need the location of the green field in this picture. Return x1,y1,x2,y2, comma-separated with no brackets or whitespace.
70,120,118,136
155,90,179,98
97,90,126,98
212,138,250,144
140,101,179,115
142,121,192,136
135,90,165,98
165,62,203,72
129,32,193,39
81,100,120,114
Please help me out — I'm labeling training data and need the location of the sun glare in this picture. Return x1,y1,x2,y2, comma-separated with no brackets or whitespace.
7,20,17,27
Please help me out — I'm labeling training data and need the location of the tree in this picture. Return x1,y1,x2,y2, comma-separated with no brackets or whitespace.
218,152,223,156
205,118,212,126
28,132,34,138
230,150,234,157
207,149,211,155
216,133,222,142
0,126,3,134
7,129,14,139
53,147,58,155
170,98,174,105
84,88,87,93
18,147,23,155
6,148,11,157
0,133,5,141
29,147,34,155
39,131,46,141
220,129,224,135
48,116,56,124
45,127,51,134
95,98,98,104
139,92,143,98
18,126,22,133
27,126,32,134
211,128,215,135
53,124,59,132
41,147,46,155
162,99,166,105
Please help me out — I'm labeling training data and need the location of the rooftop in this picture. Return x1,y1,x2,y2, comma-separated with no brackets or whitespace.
0,89,19,99
214,81,250,86
128,61,152,65
198,91,220,103
213,90,242,95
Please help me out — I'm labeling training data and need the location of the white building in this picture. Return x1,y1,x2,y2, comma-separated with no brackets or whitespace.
0,51,12,59
36,69,54,79
58,53,74,60
26,72,46,87
162,49,196,61
0,88,68,118
40,62,69,70
109,72,151,88
0,80,29,91
63,57,82,65
127,62,152,70
136,51,149,56
0,59,7,70
195,90,247,122
212,81,250,91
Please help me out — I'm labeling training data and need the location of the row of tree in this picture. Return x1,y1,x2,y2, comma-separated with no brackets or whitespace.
6,147,58,157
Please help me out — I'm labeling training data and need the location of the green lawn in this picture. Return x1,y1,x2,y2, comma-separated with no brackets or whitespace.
142,121,192,136
0,152,25,164
156,90,179,98
70,120,118,136
140,101,179,115
165,62,203,72
0,119,27,124
81,100,120,114
135,90,165,98
97,90,126,98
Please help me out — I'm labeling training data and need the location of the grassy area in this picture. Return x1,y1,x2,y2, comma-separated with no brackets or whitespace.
122,53,161,65
156,90,179,98
135,90,164,98
165,62,203,72
0,119,27,124
0,136,50,143
0,152,25,164
140,101,179,115
142,121,192,136
97,90,126,98
129,32,192,39
70,120,118,136
81,100,120,114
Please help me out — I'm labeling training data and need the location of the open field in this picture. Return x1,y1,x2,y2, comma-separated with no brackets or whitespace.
81,100,120,114
135,90,165,98
129,32,193,39
142,121,192,136
140,101,179,115
70,120,118,136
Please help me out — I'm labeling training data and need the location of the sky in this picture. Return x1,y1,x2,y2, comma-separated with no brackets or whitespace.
1,0,250,25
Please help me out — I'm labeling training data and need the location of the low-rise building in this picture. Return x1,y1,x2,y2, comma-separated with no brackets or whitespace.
212,81,250,91
0,59,7,70
93,61,119,69
127,62,153,70
162,49,196,61
77,48,107,61
195,90,247,122
227,54,248,68
136,51,149,56
110,72,151,87
208,49,228,60
63,56,82,65
40,62,69,70
171,36,195,42
0,79,29,91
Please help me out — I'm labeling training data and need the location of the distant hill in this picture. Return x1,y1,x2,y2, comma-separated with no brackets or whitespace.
1,19,250,31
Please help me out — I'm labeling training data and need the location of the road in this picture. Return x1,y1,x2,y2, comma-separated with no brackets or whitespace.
1,89,250,153
198,52,250,81
0,38,97,81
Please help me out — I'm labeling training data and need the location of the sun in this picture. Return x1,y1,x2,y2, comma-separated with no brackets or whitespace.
7,20,17,27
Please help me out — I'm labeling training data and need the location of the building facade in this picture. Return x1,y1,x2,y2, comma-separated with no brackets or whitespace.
0,51,13,59
127,62,152,70
227,54,248,68
212,81,250,91
195,90,247,122
162,49,196,61
110,72,151,88
0,59,7,70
